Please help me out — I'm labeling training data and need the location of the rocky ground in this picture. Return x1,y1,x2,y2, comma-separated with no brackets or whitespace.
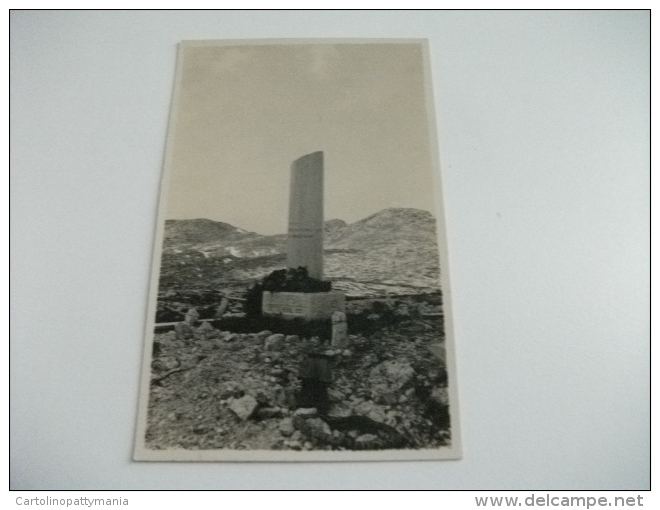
145,304,451,452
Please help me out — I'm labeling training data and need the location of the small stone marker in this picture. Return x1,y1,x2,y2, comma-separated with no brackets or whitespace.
331,310,348,349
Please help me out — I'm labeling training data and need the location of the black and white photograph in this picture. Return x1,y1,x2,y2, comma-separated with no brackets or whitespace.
134,39,460,461
13,9,649,489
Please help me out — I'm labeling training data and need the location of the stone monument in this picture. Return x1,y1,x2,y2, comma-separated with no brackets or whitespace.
286,151,324,279
262,151,345,320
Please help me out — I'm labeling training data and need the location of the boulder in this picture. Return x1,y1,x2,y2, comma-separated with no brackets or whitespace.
294,416,332,441
285,335,300,343
228,395,258,420
264,334,285,351
257,330,273,340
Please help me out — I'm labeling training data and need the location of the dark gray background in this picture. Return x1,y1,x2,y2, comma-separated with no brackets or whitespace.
10,10,650,489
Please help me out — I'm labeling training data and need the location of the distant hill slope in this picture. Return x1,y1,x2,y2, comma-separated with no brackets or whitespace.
164,219,257,246
160,208,441,297
325,208,437,250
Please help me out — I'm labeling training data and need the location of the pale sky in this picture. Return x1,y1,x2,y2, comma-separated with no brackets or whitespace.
164,41,438,235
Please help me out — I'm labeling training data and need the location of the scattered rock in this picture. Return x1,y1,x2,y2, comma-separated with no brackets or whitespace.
255,391,270,405
274,386,297,409
328,389,345,402
228,394,258,420
369,360,415,404
430,387,449,407
163,358,180,370
220,381,245,399
327,402,352,418
294,407,318,417
255,407,284,420
331,429,345,443
353,400,387,423
286,440,302,450
356,433,378,443
279,418,295,436
197,322,218,338
146,299,449,451
376,390,399,405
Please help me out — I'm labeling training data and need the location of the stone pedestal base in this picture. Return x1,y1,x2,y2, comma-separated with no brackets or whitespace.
262,291,345,320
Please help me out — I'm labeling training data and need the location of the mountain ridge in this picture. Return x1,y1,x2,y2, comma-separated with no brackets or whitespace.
165,208,435,245
160,208,441,297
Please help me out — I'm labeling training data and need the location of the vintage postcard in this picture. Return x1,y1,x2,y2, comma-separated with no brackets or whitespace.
134,39,461,461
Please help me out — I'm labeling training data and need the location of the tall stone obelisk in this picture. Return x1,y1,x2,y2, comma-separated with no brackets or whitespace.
287,151,323,280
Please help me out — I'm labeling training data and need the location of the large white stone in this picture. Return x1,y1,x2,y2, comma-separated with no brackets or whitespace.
262,291,345,320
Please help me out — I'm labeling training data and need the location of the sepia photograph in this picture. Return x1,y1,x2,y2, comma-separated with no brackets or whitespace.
134,39,460,461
